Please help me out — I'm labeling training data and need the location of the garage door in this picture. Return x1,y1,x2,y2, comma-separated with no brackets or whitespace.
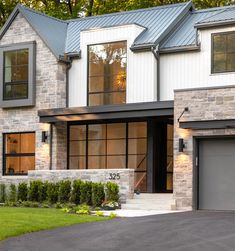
199,138,235,210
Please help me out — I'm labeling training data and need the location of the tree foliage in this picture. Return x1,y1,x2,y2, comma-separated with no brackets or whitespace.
0,0,235,28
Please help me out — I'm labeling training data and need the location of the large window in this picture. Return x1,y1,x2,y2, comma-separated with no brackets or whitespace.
88,41,127,106
3,132,35,175
0,42,36,108
69,122,147,191
212,32,235,73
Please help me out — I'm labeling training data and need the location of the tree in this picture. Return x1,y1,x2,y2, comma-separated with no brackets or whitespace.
1,0,235,29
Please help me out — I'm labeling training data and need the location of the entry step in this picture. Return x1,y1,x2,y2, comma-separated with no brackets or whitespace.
122,193,176,210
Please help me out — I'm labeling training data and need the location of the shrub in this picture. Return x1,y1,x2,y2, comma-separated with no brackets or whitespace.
0,184,6,203
105,182,119,202
38,181,48,202
95,211,104,217
47,182,59,204
92,183,105,207
8,184,17,202
28,181,43,202
70,180,82,205
80,181,92,205
18,183,28,201
58,180,71,203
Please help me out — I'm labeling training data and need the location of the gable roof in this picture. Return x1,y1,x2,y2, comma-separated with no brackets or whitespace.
160,6,235,51
0,4,68,59
65,1,192,53
1,2,235,57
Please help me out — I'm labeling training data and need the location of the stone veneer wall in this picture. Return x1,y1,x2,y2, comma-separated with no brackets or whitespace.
0,13,67,180
174,86,235,209
0,169,135,202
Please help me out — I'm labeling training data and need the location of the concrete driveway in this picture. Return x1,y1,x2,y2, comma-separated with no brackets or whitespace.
1,211,235,251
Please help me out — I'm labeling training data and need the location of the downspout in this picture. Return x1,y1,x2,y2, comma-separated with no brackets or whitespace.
65,58,72,108
151,46,160,101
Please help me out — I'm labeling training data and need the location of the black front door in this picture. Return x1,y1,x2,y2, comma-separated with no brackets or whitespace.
147,120,173,193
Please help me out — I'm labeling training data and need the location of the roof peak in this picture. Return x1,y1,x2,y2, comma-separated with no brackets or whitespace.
16,3,68,24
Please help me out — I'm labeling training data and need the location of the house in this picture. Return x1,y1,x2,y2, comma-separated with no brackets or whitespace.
1,1,235,210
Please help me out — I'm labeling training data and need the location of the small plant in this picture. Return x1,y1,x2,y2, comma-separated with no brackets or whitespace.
55,202,63,209
47,182,59,204
61,207,71,213
8,184,17,203
41,203,50,208
105,182,119,202
70,180,82,205
0,184,6,203
18,182,28,201
109,212,117,219
58,180,71,203
95,211,104,217
102,201,120,210
92,183,105,207
21,201,31,207
80,181,92,205
75,204,90,215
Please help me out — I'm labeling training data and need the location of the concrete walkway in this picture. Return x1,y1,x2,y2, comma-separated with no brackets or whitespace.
1,211,235,251
99,209,188,217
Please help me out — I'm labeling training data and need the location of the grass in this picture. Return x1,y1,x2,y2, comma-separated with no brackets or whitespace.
0,207,109,241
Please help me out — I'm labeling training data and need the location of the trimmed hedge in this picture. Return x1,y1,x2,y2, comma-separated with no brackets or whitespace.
0,180,119,207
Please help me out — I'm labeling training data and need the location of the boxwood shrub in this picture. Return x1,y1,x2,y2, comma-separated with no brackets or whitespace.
47,182,59,204
18,182,28,201
58,180,71,203
105,182,119,202
80,181,92,205
92,183,105,206
70,180,82,205
0,184,6,203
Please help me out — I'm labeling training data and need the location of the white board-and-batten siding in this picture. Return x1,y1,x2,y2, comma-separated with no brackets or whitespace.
68,24,157,107
160,26,235,100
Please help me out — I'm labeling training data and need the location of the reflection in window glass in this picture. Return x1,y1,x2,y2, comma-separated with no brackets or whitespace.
4,133,35,175
212,32,235,73
88,41,127,106
4,49,29,100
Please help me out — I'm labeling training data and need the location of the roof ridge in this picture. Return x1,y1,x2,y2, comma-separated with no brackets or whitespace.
193,5,235,14
67,1,190,23
17,4,68,24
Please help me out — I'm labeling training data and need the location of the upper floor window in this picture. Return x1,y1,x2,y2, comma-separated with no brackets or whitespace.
88,41,127,106
3,49,28,100
212,32,235,73
0,42,36,108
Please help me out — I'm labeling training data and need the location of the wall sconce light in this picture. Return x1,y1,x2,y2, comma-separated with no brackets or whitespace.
42,131,49,143
179,138,185,152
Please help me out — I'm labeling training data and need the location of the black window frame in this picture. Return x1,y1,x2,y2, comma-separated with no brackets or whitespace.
87,40,127,106
3,131,36,176
68,121,148,170
0,41,36,108
211,31,235,74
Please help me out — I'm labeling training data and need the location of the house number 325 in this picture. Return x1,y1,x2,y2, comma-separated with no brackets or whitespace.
109,173,121,180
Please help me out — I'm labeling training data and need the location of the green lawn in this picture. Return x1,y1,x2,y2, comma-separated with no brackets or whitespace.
0,207,109,241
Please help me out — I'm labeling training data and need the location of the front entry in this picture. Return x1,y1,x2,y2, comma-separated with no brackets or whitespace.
146,120,173,193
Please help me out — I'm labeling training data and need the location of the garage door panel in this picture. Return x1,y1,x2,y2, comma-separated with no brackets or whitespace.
199,139,235,210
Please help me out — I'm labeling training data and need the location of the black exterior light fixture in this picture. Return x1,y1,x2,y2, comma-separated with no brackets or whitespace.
179,138,185,152
42,131,49,143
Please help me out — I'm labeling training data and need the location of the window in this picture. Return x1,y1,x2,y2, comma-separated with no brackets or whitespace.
3,132,35,175
69,122,147,191
3,49,28,100
88,41,127,106
0,42,36,108
212,32,235,73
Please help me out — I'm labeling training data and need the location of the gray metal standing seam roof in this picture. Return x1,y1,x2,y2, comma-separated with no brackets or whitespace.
2,2,235,58
161,6,235,50
65,1,192,53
